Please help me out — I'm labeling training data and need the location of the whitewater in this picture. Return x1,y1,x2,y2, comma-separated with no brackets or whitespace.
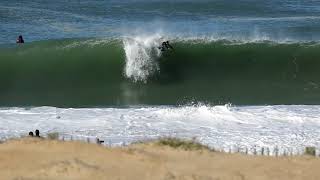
1,105,320,155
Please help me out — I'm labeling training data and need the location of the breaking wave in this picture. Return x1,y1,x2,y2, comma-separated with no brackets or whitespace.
1,37,320,106
123,35,162,82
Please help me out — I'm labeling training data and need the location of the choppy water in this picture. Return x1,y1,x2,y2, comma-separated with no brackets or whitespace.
1,0,320,43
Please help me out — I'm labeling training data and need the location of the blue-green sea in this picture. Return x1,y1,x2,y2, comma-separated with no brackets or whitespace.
1,0,320,106
1,1,320,151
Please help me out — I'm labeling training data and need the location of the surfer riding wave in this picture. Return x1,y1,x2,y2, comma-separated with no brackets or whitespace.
158,41,173,52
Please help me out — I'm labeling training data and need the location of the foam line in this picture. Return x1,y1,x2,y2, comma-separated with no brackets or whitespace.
1,105,320,154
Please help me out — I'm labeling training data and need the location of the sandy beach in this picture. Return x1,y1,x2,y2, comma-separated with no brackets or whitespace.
0,138,319,180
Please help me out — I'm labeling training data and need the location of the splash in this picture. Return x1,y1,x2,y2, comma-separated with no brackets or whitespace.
123,35,163,82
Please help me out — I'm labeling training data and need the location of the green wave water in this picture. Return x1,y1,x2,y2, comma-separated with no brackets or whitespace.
1,38,320,107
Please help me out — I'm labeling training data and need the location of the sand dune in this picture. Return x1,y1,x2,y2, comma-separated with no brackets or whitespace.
0,138,319,180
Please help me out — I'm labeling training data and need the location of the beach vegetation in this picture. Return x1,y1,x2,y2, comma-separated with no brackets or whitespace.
47,132,59,140
305,147,316,156
156,138,211,151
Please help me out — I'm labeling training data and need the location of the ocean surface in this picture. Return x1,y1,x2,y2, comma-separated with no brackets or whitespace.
1,0,320,152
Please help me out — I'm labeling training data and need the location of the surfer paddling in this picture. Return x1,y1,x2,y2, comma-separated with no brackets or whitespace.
159,41,173,51
16,35,24,44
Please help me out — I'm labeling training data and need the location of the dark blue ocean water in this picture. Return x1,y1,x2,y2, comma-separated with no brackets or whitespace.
1,0,320,44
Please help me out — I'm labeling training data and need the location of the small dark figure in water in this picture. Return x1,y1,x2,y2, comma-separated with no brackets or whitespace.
158,41,173,51
35,129,40,137
16,35,24,44
158,42,166,51
29,131,34,137
165,41,173,50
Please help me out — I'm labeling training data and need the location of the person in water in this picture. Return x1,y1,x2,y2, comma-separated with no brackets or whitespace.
165,41,173,50
16,35,24,44
159,41,173,51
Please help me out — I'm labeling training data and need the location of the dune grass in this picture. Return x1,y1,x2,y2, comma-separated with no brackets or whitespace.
47,132,59,140
3,134,319,157
155,138,211,151
305,147,316,156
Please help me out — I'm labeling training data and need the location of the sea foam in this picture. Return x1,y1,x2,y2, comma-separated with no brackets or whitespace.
123,35,163,82
1,105,320,155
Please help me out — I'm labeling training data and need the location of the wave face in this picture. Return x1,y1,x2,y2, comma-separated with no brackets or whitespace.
1,38,320,106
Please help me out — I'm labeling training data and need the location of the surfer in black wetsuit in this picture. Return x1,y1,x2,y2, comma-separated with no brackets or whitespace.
165,41,173,50
159,41,173,51
16,35,24,44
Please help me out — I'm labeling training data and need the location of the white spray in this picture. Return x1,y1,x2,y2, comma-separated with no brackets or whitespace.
123,35,163,82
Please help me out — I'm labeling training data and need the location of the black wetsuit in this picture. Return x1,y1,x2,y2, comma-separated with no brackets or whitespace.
16,36,24,43
159,41,173,51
